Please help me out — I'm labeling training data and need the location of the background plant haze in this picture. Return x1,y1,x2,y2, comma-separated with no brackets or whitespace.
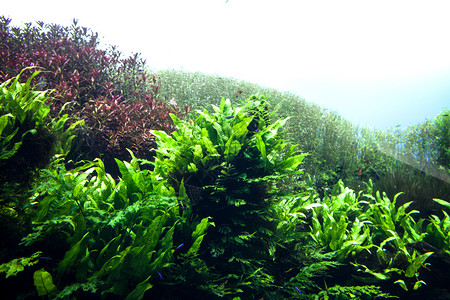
2,0,450,130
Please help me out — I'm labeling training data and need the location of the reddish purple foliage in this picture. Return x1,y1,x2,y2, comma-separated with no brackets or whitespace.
0,16,190,172
80,95,190,162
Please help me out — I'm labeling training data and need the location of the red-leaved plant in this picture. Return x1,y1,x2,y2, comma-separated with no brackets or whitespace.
0,16,190,174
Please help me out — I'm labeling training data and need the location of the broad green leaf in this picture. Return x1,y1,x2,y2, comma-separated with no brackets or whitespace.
188,234,205,256
34,268,57,296
413,280,427,290
193,144,203,159
224,138,241,162
75,247,91,282
220,97,233,117
255,133,267,167
142,216,164,252
96,235,123,267
188,162,198,172
125,276,153,300
212,122,226,146
57,232,89,278
394,279,408,291
169,113,180,126
433,198,450,210
160,225,175,253
0,114,13,135
405,252,433,278
192,217,213,241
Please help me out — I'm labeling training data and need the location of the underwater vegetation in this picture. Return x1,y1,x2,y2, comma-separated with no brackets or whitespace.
157,69,450,212
1,17,449,299
0,16,189,176
0,69,81,257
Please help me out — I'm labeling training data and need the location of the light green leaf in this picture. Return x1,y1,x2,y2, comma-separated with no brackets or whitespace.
34,268,57,296
255,133,267,167
433,198,450,210
405,252,433,278
188,234,205,256
413,280,427,290
394,279,408,291
57,232,89,278
192,217,213,241
224,138,241,162
0,114,13,136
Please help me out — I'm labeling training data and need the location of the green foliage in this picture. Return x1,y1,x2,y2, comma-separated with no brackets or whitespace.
0,251,42,278
0,68,82,264
1,18,448,298
434,109,450,168
0,68,80,175
156,69,450,212
306,181,373,261
151,96,351,297
303,179,450,294
10,154,205,299
34,268,58,296
423,199,450,253
0,17,188,178
316,284,393,300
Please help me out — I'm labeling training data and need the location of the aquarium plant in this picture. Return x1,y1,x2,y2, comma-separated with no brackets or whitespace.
150,96,346,297
0,16,189,175
0,69,81,260
0,151,211,299
304,179,450,296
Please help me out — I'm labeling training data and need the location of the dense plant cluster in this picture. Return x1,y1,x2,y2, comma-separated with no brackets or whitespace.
1,17,449,300
75,95,189,173
1,89,449,298
0,17,157,109
151,97,309,296
0,17,189,173
305,180,450,295
0,70,81,261
1,154,210,299
157,69,450,212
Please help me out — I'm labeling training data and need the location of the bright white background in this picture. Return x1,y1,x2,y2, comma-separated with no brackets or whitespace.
3,0,450,129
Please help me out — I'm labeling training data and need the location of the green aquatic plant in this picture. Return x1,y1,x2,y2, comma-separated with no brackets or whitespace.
305,180,373,262
157,69,450,209
434,109,450,169
0,17,188,176
0,251,42,278
0,69,81,178
34,268,58,296
0,68,82,262
1,153,209,299
151,96,308,296
303,179,450,296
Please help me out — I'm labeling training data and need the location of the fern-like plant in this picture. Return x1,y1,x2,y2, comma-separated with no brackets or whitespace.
152,96,308,296
0,68,82,263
